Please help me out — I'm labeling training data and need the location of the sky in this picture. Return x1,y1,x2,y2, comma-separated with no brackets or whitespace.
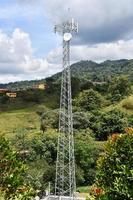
0,0,133,83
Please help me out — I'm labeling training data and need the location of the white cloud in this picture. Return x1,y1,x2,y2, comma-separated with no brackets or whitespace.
71,40,133,62
15,0,133,43
43,0,133,43
1,27,133,83
45,39,133,64
0,28,61,83
1,0,133,83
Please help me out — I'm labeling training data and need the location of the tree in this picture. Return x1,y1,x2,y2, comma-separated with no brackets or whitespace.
75,89,106,111
73,111,92,130
0,95,9,104
94,130,133,200
30,131,57,164
37,108,59,132
71,77,81,97
40,112,49,133
11,130,58,195
108,76,131,102
40,119,47,133
26,159,55,198
0,137,35,200
80,80,94,91
75,132,103,185
90,109,128,140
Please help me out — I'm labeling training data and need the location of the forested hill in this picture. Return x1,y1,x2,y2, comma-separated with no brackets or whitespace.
53,59,133,82
1,59,133,90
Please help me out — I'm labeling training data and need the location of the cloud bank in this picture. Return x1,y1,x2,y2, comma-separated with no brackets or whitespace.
0,0,133,83
0,28,61,83
43,0,133,43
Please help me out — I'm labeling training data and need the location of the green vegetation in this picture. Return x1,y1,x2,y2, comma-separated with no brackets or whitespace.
74,89,106,111
0,59,133,199
75,133,104,185
122,96,133,110
0,109,39,138
91,130,133,200
1,59,133,91
0,137,35,200
107,76,132,102
89,109,128,140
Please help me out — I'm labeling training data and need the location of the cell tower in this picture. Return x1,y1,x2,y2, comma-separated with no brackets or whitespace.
54,19,78,198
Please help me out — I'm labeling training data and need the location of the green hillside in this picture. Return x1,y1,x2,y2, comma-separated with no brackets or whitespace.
53,59,133,82
1,59,133,90
0,108,39,138
0,59,133,199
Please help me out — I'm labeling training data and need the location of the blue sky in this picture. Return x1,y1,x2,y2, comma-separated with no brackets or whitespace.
0,0,133,83
0,0,59,57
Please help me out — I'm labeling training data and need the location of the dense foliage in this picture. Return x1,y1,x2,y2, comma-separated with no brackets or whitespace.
1,59,133,91
107,76,132,102
0,59,133,199
92,130,133,200
0,137,35,200
9,129,104,194
75,132,104,185
74,89,106,111
89,109,128,140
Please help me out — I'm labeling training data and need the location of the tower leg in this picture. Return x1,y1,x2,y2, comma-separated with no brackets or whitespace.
55,39,76,197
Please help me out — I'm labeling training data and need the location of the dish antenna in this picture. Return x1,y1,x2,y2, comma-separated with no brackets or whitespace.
63,32,72,41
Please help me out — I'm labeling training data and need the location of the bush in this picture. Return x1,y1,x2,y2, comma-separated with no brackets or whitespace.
128,115,133,127
122,96,133,110
94,130,133,200
73,112,92,130
11,130,58,194
90,109,128,140
108,76,131,102
75,132,104,185
37,108,59,131
0,95,9,104
75,89,106,111
0,137,35,200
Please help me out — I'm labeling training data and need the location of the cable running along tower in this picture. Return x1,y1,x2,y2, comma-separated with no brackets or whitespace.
54,19,78,198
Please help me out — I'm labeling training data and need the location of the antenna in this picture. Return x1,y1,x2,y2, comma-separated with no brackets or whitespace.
54,18,78,35
54,18,78,197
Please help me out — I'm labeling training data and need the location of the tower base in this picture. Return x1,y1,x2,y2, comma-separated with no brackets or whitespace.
42,195,85,200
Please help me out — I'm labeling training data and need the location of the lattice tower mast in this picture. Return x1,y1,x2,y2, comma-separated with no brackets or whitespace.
54,19,78,197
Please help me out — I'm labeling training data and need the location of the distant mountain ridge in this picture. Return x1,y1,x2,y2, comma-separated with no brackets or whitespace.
1,59,133,90
52,59,133,81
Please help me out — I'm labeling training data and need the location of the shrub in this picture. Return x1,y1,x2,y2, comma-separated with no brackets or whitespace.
75,132,104,185
90,109,128,140
108,76,131,102
0,95,9,104
94,130,133,200
73,112,92,130
0,137,35,200
75,89,106,111
122,96,133,110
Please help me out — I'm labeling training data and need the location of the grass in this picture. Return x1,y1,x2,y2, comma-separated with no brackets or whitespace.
0,88,60,138
0,196,4,200
121,96,133,110
0,107,40,138
103,95,133,116
1,95,133,139
77,186,92,193
76,186,92,198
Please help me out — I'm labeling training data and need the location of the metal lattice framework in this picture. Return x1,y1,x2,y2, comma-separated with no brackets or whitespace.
54,19,78,197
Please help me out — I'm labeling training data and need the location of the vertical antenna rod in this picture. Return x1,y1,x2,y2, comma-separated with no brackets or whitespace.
54,19,78,197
